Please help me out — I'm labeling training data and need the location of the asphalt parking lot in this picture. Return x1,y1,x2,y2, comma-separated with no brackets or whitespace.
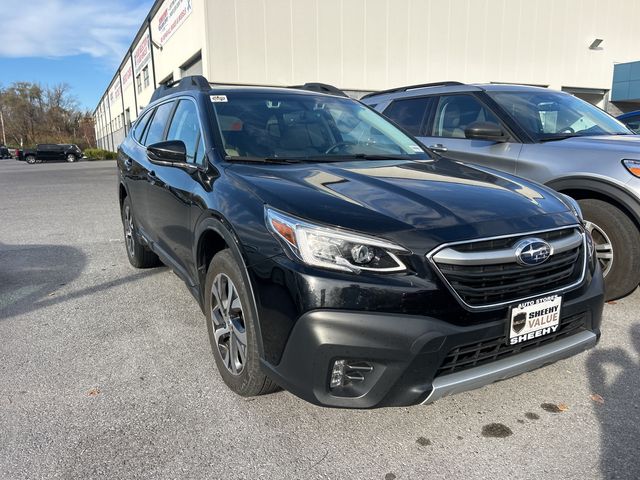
1,159,639,480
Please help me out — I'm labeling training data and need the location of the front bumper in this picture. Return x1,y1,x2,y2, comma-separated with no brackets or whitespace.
261,266,604,409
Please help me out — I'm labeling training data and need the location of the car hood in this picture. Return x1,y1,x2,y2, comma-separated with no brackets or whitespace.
549,134,640,154
228,158,578,252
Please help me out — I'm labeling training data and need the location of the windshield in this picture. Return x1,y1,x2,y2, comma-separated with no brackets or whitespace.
487,91,631,141
211,92,429,161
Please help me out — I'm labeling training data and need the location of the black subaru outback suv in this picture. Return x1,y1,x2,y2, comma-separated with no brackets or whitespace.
117,76,603,408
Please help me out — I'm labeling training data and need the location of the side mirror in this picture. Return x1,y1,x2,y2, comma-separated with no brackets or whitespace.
147,140,187,165
464,121,507,142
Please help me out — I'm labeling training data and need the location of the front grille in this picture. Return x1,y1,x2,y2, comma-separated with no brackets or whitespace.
431,227,585,308
435,312,587,377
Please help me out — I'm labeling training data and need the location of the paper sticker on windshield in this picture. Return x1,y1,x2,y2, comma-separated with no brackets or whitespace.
210,95,228,103
409,145,422,152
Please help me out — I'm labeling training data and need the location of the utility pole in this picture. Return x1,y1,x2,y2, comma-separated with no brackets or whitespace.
0,110,6,146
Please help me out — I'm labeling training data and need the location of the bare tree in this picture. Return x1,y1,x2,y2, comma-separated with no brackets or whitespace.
0,82,95,149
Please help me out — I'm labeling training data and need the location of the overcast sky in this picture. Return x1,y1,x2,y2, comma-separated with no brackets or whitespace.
0,0,153,109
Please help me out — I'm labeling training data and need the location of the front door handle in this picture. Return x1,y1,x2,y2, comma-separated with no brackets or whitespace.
428,144,448,153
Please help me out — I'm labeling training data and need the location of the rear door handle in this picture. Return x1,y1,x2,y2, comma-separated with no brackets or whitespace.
428,144,448,153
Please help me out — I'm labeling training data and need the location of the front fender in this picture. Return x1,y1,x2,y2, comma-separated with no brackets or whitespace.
546,175,640,226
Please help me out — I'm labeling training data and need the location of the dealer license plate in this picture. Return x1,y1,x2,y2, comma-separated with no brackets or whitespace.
508,295,562,346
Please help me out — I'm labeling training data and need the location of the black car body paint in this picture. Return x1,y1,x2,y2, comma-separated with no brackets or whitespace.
117,79,604,408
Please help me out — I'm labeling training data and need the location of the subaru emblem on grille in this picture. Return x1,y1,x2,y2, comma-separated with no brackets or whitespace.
514,238,552,266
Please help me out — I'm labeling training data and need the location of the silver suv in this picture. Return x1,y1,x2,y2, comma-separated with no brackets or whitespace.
362,83,640,300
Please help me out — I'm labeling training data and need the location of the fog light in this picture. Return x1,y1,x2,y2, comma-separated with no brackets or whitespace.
330,359,346,388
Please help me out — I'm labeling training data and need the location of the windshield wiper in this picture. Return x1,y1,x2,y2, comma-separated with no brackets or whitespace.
300,153,416,162
538,134,583,142
225,156,301,164
225,153,419,164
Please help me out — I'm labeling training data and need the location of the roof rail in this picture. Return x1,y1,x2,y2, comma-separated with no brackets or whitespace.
290,82,348,97
150,75,211,102
361,81,466,99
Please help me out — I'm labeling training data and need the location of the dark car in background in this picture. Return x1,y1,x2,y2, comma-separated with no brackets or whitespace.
116,76,603,408
0,145,10,159
22,144,83,164
362,82,640,300
618,110,640,133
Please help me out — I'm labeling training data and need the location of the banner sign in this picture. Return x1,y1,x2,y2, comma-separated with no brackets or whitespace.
108,81,121,108
154,0,193,46
133,32,151,75
121,61,134,92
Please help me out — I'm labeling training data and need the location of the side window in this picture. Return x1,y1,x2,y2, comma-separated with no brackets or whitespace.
432,94,501,138
383,97,431,136
144,101,175,146
133,109,153,143
166,100,201,163
626,116,640,134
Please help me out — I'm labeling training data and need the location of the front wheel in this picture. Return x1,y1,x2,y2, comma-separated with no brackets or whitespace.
121,196,160,268
66,154,77,162
25,155,36,164
579,199,640,300
205,249,278,397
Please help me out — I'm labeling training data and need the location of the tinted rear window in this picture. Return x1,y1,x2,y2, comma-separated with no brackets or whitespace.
383,97,431,136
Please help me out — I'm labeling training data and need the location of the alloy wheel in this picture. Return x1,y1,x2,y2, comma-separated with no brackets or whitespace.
210,273,247,375
584,220,613,277
124,205,135,257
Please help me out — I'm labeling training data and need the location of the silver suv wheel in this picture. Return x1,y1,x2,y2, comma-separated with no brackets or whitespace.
584,220,613,277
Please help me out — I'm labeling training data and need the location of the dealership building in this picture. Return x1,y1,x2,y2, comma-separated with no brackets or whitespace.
94,0,640,151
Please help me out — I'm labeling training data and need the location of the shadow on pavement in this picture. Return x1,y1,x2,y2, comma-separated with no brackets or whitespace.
587,324,640,480
0,242,165,320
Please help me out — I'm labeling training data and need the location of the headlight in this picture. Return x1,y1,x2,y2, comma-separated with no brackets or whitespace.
265,207,408,273
560,194,584,223
623,159,640,178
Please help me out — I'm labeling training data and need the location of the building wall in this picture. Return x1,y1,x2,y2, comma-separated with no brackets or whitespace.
150,0,207,92
95,0,640,151
204,0,640,91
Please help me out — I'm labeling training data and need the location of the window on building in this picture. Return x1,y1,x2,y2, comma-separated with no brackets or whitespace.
431,94,501,138
144,101,175,146
180,52,203,77
383,97,432,136
136,74,142,94
167,100,201,164
143,66,150,89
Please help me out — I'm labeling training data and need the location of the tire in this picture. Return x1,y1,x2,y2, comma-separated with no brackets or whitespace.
25,155,36,164
66,154,77,162
579,199,640,300
121,196,160,268
204,249,278,397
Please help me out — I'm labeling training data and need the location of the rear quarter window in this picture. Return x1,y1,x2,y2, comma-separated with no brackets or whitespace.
383,97,431,136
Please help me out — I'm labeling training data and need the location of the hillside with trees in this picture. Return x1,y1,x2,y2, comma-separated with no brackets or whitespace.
0,82,95,149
